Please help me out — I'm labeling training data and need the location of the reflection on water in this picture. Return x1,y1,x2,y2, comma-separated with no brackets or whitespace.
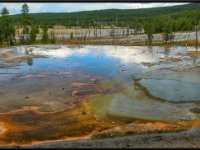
26,57,33,66
21,45,190,64
1,45,200,110
6,45,198,78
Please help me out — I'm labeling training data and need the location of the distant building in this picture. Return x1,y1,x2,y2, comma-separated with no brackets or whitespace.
70,26,82,29
53,25,66,29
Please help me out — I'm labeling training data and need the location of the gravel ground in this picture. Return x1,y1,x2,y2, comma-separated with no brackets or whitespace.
2,126,198,148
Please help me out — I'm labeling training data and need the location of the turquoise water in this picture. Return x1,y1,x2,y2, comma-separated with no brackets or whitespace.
139,79,200,102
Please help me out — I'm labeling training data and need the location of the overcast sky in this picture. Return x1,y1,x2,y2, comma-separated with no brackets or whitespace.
0,3,188,15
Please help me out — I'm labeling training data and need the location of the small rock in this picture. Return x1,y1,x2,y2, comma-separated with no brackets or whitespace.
82,143,91,146
81,112,87,115
16,74,23,77
13,145,20,149
154,135,162,141
190,108,200,114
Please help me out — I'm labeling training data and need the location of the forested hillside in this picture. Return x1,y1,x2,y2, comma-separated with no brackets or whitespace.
11,3,200,31
0,3,199,46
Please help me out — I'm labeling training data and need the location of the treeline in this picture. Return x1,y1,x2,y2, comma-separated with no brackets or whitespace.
0,3,200,46
0,8,15,46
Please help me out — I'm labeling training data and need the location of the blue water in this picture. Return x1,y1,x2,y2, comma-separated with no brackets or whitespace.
1,45,200,120
8,45,151,82
1,45,199,101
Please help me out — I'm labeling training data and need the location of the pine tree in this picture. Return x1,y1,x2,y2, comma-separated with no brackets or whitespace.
162,17,175,43
0,7,15,46
144,21,155,44
50,31,56,44
30,26,39,44
41,26,49,44
21,3,31,44
0,17,3,45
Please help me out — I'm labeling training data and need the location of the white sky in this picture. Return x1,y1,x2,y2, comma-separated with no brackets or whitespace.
0,3,188,15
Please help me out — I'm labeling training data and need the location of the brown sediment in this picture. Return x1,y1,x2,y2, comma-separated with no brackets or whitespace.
71,89,102,97
0,78,118,146
71,80,103,98
159,57,182,63
72,82,95,88
177,51,200,57
0,106,64,115
0,122,7,135
0,101,119,146
190,108,200,114
92,119,200,139
19,74,47,79
20,134,92,147
1,53,48,64
3,56,29,63
141,62,156,67
0,52,15,58
18,74,48,79
0,94,200,146
72,90,79,96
